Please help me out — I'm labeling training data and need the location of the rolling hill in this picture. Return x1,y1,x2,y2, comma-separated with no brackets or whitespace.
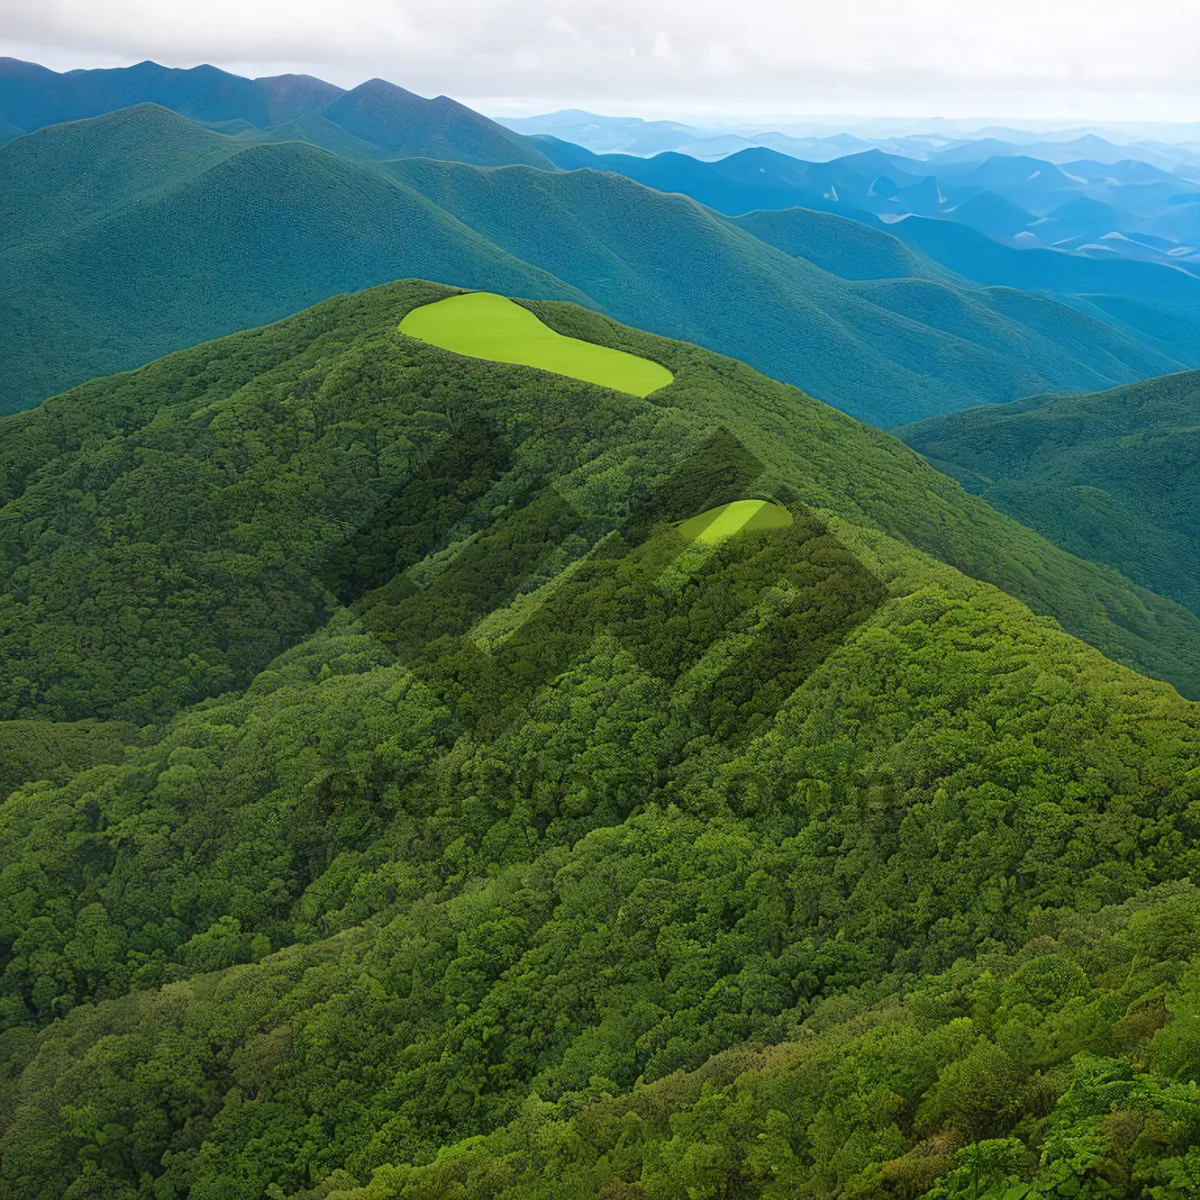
534,136,1200,268
3,281,1200,1198
318,78,554,168
739,205,1200,368
1,279,1197,717
899,369,1200,617
7,55,1196,268
1,104,1188,427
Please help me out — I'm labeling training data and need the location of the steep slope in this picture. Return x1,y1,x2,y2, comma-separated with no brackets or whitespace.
1,279,1197,726
0,111,589,412
0,56,555,170
899,370,1200,616
2,282,1200,1200
4,106,1182,426
731,205,952,281
387,157,1182,421
742,205,1200,369
322,78,555,168
0,103,243,250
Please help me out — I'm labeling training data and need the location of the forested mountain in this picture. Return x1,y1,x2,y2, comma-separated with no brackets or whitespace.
0,57,554,168
503,108,1200,173
6,56,1196,272
900,370,1200,618
0,56,344,133
735,206,1200,371
2,103,1188,426
533,137,1200,268
2,281,1200,1198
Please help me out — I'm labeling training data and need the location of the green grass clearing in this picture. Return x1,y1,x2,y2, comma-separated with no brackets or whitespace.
399,292,673,397
678,500,794,544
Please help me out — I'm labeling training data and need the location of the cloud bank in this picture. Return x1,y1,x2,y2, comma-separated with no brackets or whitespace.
2,0,1197,121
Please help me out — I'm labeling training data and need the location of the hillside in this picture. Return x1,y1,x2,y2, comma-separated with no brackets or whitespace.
0,56,551,169
2,278,1198,715
3,281,1200,1198
733,204,1200,369
320,78,554,168
7,55,1196,270
1,105,1187,427
0,56,344,131
900,370,1200,617
534,135,1200,260
0,107,589,413
731,205,952,281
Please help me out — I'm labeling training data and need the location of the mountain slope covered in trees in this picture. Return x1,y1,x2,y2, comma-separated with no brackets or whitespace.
900,369,1200,618
2,281,1200,1198
1,104,1187,424
3,279,1199,725
0,57,548,168
732,204,1200,370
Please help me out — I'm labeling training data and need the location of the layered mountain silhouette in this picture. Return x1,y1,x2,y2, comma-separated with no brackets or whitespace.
0,57,552,168
533,137,1200,267
3,103,1192,425
900,369,1200,618
0,56,343,131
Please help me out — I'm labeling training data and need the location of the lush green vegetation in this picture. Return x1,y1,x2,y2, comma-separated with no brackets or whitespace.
900,370,1200,617
2,103,1186,425
2,279,1199,728
0,718,140,799
0,58,551,169
399,292,673,397
3,280,1200,1198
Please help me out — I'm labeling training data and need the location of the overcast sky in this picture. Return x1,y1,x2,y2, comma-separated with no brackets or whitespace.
2,0,1197,124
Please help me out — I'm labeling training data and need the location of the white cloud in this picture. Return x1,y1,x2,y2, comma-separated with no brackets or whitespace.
2,0,1197,121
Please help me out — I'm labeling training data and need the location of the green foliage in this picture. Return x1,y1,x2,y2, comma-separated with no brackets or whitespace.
2,280,1200,727
0,718,140,800
899,370,1200,618
3,280,1200,1197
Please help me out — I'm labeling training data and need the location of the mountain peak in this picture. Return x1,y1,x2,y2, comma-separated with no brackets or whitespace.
321,78,555,168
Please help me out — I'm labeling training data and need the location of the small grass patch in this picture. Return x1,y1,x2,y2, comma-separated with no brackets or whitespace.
678,500,794,544
399,292,673,397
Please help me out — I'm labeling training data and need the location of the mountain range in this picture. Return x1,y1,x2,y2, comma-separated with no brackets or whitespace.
501,108,1200,171
5,47,1200,1200
900,369,1200,619
533,138,1200,272
4,57,1197,272
3,96,1197,428
3,280,1200,1198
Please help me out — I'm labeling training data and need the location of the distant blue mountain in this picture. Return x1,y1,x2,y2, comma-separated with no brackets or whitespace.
533,135,1200,271
0,57,552,169
745,208,1200,368
0,57,343,131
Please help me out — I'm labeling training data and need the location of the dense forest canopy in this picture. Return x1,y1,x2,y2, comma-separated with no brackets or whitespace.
1,281,1199,1198
900,370,1200,620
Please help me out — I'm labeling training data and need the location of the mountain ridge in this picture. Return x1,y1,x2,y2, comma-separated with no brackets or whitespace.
3,280,1200,1197
899,368,1200,617
2,103,1188,427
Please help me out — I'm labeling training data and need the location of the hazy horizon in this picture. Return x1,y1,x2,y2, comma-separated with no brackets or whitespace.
3,0,1197,127
4,51,1199,144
